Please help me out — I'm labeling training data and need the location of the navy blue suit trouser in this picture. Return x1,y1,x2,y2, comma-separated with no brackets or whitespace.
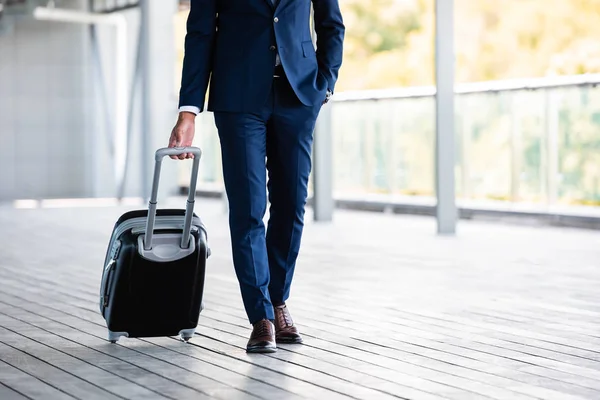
214,72,322,324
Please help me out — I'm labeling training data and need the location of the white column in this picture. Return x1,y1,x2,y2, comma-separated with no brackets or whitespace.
435,0,457,234
32,6,129,198
139,0,178,201
313,104,334,221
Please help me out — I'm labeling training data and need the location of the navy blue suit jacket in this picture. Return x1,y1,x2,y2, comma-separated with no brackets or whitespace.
178,0,345,113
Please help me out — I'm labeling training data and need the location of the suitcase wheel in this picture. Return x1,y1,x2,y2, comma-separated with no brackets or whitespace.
180,328,196,343
108,330,129,343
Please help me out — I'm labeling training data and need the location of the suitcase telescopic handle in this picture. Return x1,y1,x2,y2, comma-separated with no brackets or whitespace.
143,146,202,251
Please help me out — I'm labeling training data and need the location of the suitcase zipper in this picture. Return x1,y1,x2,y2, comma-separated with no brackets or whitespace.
103,216,206,264
99,258,116,314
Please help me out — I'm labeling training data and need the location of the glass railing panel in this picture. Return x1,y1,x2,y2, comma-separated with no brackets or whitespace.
186,76,600,209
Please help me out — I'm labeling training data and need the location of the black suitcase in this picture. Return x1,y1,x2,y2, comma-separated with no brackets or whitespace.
99,147,209,343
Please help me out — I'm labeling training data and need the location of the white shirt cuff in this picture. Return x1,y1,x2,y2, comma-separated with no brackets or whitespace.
179,106,201,115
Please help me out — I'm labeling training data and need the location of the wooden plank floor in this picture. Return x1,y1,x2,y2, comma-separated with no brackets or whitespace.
0,197,599,400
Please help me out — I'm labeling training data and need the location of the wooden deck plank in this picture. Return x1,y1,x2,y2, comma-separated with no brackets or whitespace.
360,308,600,368
195,324,511,400
0,293,278,400
0,312,175,400
1,199,600,400
272,309,600,390
0,266,493,400
457,308,600,337
193,328,466,400
1,248,600,398
392,309,600,350
203,300,600,378
0,382,30,400
142,337,466,400
144,337,375,400
0,285,397,400
0,342,119,400
5,259,600,373
467,306,600,333
5,248,600,340
188,329,419,400
0,289,372,400
206,281,600,359
0,321,168,400
1,266,596,400
200,286,600,377
8,262,597,340
4,260,600,370
194,310,594,400
182,335,477,400
0,280,452,398
0,296,219,400
199,302,600,399
0,293,253,400
117,339,306,400
0,287,397,400
207,285,600,370
0,360,75,400
205,282,600,362
0,293,351,400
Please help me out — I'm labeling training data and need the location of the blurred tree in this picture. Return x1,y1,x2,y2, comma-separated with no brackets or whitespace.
338,0,426,89
337,0,600,91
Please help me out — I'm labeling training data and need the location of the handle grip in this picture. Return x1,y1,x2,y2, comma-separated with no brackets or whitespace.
155,146,202,161
144,146,202,251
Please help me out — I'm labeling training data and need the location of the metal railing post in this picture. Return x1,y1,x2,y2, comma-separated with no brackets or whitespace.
435,0,457,234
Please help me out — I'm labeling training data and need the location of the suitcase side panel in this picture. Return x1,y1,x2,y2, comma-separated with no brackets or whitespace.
103,228,207,338
102,233,136,328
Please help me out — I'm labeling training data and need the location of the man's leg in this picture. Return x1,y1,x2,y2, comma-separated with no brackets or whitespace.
214,111,274,325
266,74,322,306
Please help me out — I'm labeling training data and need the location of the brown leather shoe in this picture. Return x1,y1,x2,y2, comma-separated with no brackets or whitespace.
246,319,277,353
274,304,303,344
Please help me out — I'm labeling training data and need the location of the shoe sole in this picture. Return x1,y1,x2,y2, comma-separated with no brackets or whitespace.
276,337,304,344
246,345,277,353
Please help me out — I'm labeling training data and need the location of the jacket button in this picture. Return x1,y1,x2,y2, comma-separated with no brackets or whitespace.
270,45,276,51
274,17,279,23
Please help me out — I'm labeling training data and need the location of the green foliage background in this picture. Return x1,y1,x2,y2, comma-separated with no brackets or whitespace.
338,0,600,91
332,0,600,206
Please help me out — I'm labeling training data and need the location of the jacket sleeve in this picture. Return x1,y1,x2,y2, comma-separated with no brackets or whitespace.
312,0,345,93
178,0,217,111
